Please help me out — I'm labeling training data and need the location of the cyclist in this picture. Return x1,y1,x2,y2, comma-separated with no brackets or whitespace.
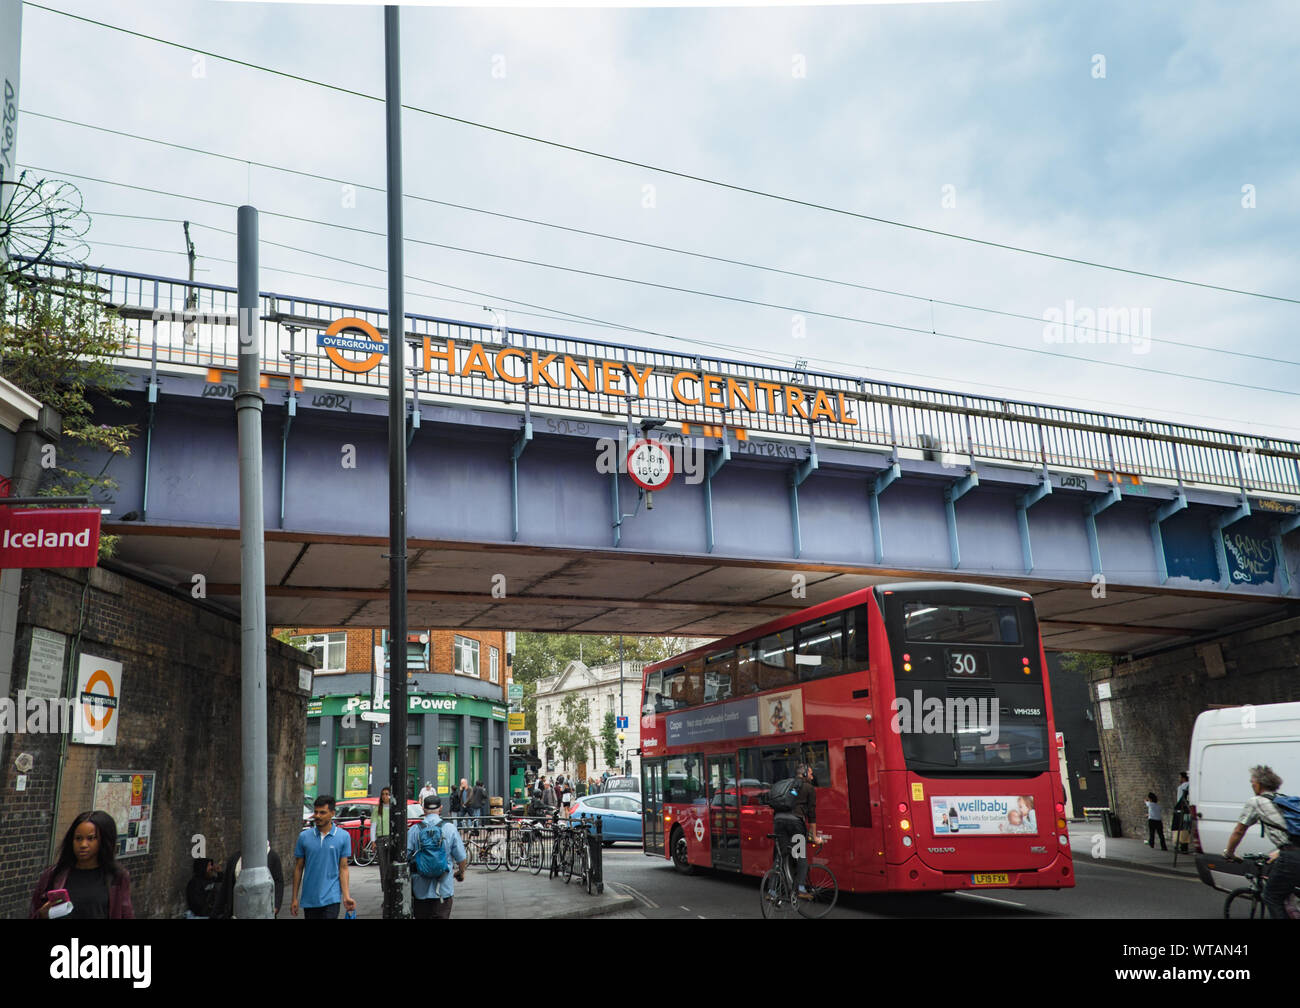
1222,765,1299,919
773,763,824,899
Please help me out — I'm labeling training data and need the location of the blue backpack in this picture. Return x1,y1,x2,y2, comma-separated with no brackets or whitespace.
413,820,450,879
1267,794,1300,839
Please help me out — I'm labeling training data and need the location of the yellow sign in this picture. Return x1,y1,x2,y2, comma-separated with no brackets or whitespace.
911,782,925,801
508,712,526,731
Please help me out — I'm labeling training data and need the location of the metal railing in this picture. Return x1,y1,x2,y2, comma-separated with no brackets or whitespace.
451,814,604,895
12,259,1300,499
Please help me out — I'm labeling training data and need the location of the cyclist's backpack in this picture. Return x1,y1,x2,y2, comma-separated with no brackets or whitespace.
766,778,802,814
1267,794,1300,839
412,820,450,879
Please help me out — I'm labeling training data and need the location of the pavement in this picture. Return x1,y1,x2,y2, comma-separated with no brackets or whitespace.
1067,818,1200,879
348,854,637,919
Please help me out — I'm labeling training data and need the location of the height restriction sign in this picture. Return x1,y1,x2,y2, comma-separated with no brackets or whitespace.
627,439,673,491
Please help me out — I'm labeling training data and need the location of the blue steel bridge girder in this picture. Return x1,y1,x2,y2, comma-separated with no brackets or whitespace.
703,438,731,554
1015,477,1052,574
869,461,901,565
1211,497,1252,589
1150,491,1188,585
1083,483,1122,577
788,447,819,560
943,471,979,570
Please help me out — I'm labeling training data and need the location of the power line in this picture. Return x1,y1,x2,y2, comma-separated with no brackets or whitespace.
25,3,1300,307
71,222,1300,434
24,109,1300,371
33,163,1300,401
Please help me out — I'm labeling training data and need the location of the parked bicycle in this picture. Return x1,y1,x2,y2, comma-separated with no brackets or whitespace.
1223,853,1300,919
759,832,837,919
465,831,506,872
551,816,592,890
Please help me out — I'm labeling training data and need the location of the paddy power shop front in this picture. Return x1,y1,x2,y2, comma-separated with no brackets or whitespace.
305,692,509,803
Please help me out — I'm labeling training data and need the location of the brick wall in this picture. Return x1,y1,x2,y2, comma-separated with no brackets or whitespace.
1085,614,1300,839
0,566,309,919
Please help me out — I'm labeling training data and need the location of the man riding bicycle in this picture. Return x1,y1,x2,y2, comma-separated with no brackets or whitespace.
1222,764,1300,920
771,763,825,899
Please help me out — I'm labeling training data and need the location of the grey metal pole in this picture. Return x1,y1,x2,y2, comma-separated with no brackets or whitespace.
383,4,411,920
233,205,273,919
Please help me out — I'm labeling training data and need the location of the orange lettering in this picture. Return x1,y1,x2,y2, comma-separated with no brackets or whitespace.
600,361,625,396
809,389,837,422
784,385,810,419
495,348,528,385
424,337,456,374
727,378,757,413
672,371,700,406
836,391,858,426
702,375,726,409
564,356,599,393
625,363,654,398
756,381,781,414
531,351,560,388
461,342,495,381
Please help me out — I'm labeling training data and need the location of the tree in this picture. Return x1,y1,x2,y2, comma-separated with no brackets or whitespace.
511,633,701,684
546,695,595,772
0,270,135,556
601,711,619,767
1057,652,1114,678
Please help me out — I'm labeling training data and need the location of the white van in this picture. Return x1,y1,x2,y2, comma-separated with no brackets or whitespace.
1188,701,1300,889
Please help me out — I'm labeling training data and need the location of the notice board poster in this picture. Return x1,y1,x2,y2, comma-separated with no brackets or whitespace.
93,771,155,858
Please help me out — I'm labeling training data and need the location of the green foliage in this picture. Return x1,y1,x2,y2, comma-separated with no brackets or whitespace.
0,271,136,557
1057,652,1113,678
601,711,619,767
546,694,595,769
511,633,694,684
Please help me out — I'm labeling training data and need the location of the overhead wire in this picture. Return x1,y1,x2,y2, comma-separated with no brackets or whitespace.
24,2,1300,306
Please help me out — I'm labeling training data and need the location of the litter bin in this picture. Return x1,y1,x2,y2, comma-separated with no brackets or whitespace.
1101,811,1122,838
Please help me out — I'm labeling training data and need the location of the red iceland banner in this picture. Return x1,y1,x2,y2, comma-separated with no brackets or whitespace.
0,507,102,568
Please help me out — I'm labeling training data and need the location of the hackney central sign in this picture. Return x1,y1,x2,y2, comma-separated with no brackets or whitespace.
320,317,859,426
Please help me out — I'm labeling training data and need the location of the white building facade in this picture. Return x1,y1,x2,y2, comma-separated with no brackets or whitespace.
536,659,644,784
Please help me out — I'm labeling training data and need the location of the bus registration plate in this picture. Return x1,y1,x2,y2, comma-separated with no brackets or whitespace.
971,873,1009,886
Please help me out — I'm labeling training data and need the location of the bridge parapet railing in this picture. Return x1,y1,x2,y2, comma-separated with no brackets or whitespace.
10,259,1300,499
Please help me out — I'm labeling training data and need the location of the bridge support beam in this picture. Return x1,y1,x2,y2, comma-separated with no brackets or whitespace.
703,439,730,553
869,462,900,564
1015,477,1052,573
1149,492,1187,584
1274,523,1294,595
1211,498,1251,587
279,395,295,529
788,448,818,559
944,471,979,569
509,419,532,542
1083,484,1122,576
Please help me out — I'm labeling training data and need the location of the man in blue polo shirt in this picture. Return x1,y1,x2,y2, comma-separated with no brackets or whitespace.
407,793,467,919
292,795,355,919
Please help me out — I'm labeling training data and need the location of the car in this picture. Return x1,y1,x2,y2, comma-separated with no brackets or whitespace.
600,775,640,794
568,792,643,846
330,797,425,863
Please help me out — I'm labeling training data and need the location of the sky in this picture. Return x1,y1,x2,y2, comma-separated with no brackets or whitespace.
12,0,1300,442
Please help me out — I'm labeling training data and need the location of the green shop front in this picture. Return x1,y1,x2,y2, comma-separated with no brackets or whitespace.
305,692,509,804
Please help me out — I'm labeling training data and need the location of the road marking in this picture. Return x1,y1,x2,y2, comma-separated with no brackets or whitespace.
953,891,1025,908
680,905,691,912
1079,861,1200,882
614,882,659,910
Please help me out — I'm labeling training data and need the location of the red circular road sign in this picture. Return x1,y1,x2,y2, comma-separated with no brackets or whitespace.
627,439,674,491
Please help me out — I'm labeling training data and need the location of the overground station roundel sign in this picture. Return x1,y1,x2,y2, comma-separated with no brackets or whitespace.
627,439,674,491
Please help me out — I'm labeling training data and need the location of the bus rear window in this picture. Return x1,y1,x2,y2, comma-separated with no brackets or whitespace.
903,603,1020,645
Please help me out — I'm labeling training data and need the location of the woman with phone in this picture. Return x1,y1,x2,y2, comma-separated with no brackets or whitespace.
30,810,135,919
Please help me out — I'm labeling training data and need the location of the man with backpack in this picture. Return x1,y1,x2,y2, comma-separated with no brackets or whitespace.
766,763,823,899
1223,764,1300,919
407,794,467,920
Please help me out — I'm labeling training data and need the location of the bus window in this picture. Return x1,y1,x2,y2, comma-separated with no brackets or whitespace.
800,741,830,788
682,659,704,707
903,602,1021,645
795,615,845,681
846,605,870,665
643,669,665,715
659,666,688,712
704,650,736,703
757,629,795,690
666,756,705,805
734,642,759,695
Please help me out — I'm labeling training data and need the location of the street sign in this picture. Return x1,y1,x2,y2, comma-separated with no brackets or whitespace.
509,730,531,746
360,711,390,724
627,439,673,492
616,716,628,730
508,711,525,730
0,508,102,568
371,732,382,746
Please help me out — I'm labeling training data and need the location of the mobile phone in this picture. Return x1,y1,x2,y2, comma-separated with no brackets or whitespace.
46,890,73,919
47,889,70,905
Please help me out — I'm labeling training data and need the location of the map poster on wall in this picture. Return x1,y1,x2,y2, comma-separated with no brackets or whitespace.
92,771,155,858
25,628,66,699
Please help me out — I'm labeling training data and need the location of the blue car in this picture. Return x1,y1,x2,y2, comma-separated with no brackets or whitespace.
569,792,643,846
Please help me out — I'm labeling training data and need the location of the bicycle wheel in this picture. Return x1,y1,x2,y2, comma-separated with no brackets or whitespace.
1224,887,1261,919
526,834,545,875
795,864,838,919
485,841,503,872
759,868,795,919
354,840,375,867
505,834,521,872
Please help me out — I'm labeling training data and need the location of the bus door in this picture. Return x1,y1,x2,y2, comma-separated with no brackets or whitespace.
642,759,665,856
706,754,741,870
845,739,885,880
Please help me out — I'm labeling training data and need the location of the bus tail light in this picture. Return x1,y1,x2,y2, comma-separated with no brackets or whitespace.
897,802,907,814
900,819,911,831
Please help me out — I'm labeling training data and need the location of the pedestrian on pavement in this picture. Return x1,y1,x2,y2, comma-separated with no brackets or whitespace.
450,781,463,820
542,777,557,808
31,810,134,919
372,786,395,894
185,857,221,918
1173,772,1191,853
472,780,489,824
1144,791,1168,851
458,778,473,828
419,781,435,805
408,793,467,919
292,795,355,919
214,842,285,918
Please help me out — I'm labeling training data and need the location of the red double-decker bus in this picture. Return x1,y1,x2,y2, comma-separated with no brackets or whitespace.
639,582,1074,894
